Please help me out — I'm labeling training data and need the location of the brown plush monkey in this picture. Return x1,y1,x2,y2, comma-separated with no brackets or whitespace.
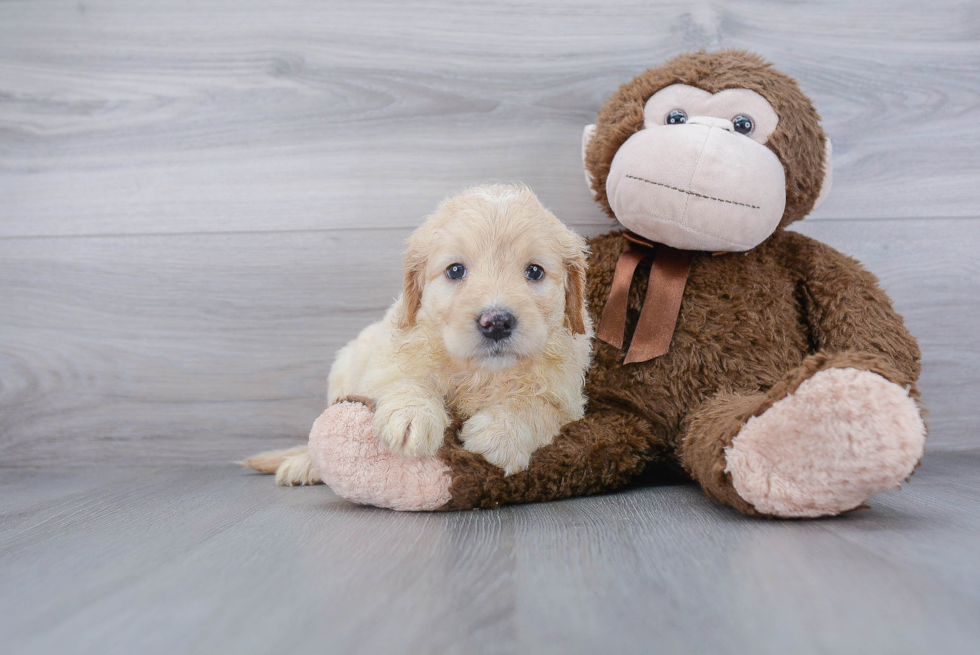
296,50,928,518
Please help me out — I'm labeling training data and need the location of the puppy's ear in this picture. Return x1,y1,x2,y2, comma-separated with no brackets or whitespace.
397,250,425,330
563,241,589,336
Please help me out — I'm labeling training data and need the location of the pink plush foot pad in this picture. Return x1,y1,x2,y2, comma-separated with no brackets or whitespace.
725,368,926,518
307,402,452,511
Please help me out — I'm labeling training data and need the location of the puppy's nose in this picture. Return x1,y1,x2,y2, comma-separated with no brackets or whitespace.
477,310,516,342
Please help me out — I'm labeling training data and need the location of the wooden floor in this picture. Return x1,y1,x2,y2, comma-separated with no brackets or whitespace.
2,1,980,652
3,452,980,655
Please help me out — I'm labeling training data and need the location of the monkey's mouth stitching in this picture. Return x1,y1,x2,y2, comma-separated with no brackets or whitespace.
625,175,760,210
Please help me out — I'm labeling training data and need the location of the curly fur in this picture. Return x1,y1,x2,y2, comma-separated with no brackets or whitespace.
245,184,593,480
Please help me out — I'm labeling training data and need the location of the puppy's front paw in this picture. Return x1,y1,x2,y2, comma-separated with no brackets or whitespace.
374,399,450,458
460,410,537,476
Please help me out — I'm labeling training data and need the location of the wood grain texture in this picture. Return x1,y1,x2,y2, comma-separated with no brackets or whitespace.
2,452,980,654
0,229,398,466
1,0,979,239
1,1,978,464
1,218,977,466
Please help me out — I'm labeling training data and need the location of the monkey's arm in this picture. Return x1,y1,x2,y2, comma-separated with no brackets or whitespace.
791,233,921,387
304,397,671,511
440,402,675,510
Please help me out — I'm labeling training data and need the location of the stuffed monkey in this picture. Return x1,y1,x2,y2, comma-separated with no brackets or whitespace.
291,50,928,518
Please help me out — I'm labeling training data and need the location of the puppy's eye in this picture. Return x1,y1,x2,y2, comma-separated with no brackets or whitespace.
666,109,687,125
525,264,545,281
445,263,466,280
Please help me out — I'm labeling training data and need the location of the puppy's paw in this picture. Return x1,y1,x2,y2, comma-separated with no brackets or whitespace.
460,410,536,476
274,451,322,486
374,399,450,458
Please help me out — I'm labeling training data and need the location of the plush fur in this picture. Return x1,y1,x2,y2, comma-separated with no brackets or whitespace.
725,367,925,517
292,51,927,518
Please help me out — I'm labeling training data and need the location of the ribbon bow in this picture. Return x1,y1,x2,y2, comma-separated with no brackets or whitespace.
596,232,694,364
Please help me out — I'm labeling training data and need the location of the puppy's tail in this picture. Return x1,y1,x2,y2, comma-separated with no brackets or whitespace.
241,445,323,486
240,445,305,473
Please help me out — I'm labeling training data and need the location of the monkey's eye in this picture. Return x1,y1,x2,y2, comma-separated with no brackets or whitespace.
446,263,466,280
525,264,545,281
732,115,754,135
666,109,687,125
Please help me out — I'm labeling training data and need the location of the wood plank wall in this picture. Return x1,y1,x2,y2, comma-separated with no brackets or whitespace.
2,0,978,465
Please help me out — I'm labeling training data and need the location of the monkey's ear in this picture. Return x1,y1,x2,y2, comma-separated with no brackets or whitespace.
582,124,598,198
397,256,425,330
811,138,834,212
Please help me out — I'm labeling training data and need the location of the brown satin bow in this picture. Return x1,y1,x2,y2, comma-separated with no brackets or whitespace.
596,232,694,364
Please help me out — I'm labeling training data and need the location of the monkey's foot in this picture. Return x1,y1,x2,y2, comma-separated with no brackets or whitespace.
724,368,925,518
308,402,452,511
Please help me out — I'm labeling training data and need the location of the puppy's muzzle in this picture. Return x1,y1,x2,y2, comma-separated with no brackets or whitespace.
477,310,516,342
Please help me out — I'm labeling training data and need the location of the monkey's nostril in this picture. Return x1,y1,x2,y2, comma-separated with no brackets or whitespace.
477,311,517,342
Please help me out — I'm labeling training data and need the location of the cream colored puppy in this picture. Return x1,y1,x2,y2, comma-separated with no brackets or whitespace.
245,184,592,485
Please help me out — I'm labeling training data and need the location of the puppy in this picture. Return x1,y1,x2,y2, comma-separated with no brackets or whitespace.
244,184,592,485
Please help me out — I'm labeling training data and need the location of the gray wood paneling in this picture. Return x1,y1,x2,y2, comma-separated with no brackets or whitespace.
1,0,979,239
1,218,977,466
2,453,980,654
0,228,399,466
1,1,978,464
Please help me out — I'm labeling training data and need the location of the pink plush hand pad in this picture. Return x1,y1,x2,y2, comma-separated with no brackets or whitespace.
307,401,452,511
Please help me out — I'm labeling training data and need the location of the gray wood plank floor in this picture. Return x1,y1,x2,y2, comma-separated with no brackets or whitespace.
2,452,980,655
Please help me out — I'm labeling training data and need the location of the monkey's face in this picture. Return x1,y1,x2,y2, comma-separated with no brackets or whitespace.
584,52,833,241
596,84,788,252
